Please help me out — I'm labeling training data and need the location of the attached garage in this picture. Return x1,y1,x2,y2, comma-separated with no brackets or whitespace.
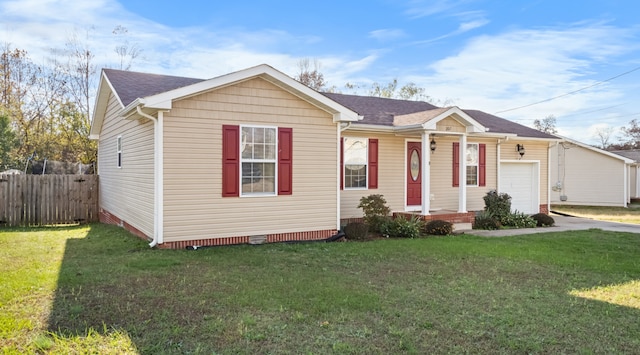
500,162,540,214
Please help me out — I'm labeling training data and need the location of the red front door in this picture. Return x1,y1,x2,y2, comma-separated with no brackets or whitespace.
407,142,421,206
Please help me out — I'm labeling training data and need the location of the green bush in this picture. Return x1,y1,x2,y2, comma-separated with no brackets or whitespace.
502,211,537,228
344,222,369,240
380,216,423,238
483,190,511,222
473,211,501,230
357,194,391,232
531,213,555,227
423,220,453,235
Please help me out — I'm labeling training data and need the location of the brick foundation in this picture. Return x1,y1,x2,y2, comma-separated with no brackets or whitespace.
99,208,337,249
99,208,150,240
539,204,549,214
158,229,339,249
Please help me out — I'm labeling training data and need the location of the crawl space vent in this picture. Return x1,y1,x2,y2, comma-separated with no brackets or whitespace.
249,235,267,245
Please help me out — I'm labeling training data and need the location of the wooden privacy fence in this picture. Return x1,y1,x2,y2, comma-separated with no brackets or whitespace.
0,174,98,226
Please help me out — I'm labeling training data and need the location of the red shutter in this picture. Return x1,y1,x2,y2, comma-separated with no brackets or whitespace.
368,138,378,189
222,125,239,197
453,142,459,187
340,138,344,190
479,143,486,186
278,127,293,195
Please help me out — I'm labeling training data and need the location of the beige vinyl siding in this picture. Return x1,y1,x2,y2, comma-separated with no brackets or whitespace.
550,144,626,206
430,137,498,212
162,78,338,242
435,117,466,133
341,132,406,219
97,92,155,237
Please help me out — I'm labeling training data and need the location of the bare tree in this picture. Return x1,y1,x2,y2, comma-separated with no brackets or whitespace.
113,25,142,71
295,58,326,91
620,118,640,149
533,115,558,134
593,126,616,149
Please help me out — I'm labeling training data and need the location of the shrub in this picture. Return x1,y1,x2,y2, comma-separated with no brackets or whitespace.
423,220,453,235
344,222,369,240
502,211,537,228
483,190,511,222
380,216,423,238
531,213,555,227
473,211,501,230
358,194,391,232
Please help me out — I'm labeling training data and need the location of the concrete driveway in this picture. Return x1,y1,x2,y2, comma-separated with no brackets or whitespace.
462,213,640,237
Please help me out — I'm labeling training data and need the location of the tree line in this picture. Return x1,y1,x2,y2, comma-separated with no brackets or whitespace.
0,27,140,172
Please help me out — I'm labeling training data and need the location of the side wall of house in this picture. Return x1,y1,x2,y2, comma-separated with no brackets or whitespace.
549,144,626,206
631,166,638,198
97,92,155,237
161,78,338,244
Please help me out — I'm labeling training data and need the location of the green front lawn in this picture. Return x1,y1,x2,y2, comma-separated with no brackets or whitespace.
1,224,639,354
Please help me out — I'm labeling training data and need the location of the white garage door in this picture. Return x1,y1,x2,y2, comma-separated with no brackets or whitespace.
500,162,539,214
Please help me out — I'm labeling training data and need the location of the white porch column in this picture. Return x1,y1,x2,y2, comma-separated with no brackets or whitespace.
421,132,431,215
458,135,467,213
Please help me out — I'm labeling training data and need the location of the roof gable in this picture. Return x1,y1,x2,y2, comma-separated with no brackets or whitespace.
90,65,362,139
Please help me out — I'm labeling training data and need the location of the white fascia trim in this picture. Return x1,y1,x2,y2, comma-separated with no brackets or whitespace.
141,64,361,123
89,71,125,139
419,106,486,133
557,134,634,163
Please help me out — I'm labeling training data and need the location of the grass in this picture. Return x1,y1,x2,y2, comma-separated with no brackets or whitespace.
552,204,640,224
1,224,639,354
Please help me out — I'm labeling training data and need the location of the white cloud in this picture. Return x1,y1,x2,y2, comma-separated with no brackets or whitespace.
404,23,639,143
405,0,469,19
369,29,406,41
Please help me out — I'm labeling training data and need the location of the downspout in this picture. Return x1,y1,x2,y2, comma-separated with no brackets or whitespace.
336,121,352,230
136,106,163,248
548,142,557,213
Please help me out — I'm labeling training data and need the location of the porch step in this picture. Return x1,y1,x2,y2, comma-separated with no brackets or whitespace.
453,223,472,232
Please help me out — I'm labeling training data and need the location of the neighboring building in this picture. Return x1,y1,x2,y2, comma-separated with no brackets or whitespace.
550,138,635,207
90,64,557,248
610,149,640,200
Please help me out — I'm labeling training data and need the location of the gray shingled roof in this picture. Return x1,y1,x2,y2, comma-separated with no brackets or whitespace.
103,69,557,139
103,68,203,107
323,93,439,126
324,92,557,139
610,149,640,162
463,109,557,139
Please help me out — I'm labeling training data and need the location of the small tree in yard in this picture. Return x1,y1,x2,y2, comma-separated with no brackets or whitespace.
483,190,511,222
358,194,391,232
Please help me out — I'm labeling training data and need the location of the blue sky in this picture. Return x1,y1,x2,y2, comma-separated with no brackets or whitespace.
2,0,640,145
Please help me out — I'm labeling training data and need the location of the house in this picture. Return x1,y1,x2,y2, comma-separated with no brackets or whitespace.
90,64,557,248
609,149,640,201
549,137,635,207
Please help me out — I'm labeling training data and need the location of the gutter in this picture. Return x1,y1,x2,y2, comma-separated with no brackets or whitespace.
136,105,164,248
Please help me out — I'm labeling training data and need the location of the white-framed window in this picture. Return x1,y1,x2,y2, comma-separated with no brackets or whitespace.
116,135,122,168
344,137,368,189
240,125,277,196
466,143,478,186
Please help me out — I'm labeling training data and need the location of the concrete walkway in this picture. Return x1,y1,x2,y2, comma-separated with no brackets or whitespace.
458,213,640,237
